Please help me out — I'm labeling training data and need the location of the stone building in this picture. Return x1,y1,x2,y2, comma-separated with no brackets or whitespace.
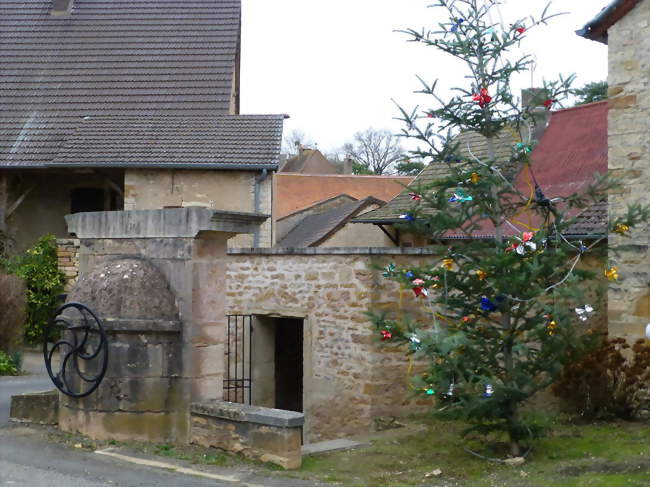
0,0,283,253
579,0,650,340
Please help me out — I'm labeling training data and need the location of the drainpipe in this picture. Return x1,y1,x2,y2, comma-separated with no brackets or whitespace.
253,169,269,247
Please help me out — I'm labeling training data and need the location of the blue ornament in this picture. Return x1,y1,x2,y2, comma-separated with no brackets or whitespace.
480,297,496,312
400,213,416,223
405,271,415,279
483,384,494,398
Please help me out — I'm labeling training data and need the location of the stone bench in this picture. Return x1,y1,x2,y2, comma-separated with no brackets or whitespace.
190,401,304,469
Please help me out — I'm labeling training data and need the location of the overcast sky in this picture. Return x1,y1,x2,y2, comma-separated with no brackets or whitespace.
240,0,610,154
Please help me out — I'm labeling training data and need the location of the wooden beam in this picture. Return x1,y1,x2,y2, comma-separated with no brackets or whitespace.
375,224,399,247
6,185,34,217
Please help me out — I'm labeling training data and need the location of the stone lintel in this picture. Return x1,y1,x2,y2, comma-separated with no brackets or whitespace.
191,401,304,428
66,208,268,239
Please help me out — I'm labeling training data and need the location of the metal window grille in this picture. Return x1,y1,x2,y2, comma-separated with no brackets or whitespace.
224,315,252,405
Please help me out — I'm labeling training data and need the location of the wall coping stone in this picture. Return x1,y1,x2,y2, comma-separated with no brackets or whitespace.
228,247,440,256
66,208,268,239
191,401,305,428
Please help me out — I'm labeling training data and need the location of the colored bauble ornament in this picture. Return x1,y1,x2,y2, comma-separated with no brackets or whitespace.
383,263,396,278
575,304,594,322
605,267,619,281
483,384,494,398
449,189,473,203
399,213,415,222
425,388,436,396
515,142,532,153
472,88,492,108
381,330,392,341
441,258,454,271
412,284,428,298
614,223,630,234
506,231,537,255
409,334,422,350
516,26,526,34
543,98,556,109
480,297,497,312
547,320,558,336
405,271,415,279
470,172,481,184
409,192,423,201
450,18,464,33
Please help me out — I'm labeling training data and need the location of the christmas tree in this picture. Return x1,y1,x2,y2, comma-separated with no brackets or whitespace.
371,0,650,458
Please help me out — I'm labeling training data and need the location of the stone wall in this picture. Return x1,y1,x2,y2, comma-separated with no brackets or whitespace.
57,238,80,292
123,169,272,248
190,401,304,469
607,0,650,340
226,248,439,443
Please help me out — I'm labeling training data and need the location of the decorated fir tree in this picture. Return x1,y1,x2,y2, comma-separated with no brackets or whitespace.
371,0,649,458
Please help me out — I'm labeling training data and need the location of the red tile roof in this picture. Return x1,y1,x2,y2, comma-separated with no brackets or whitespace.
274,173,413,219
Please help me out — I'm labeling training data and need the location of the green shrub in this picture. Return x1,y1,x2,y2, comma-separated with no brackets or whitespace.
0,350,18,376
553,336,650,419
2,235,65,345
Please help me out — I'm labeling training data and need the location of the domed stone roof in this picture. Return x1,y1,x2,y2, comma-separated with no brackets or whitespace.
68,257,179,321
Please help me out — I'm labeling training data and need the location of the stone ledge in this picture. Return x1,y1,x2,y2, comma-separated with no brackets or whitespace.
228,247,440,256
10,390,59,425
103,319,182,334
66,208,268,239
190,401,304,428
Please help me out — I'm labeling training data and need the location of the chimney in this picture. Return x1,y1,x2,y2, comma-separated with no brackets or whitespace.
343,156,353,175
51,0,74,16
521,88,551,144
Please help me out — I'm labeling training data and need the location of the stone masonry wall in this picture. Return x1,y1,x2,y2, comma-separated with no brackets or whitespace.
226,248,439,443
57,238,80,292
607,0,650,340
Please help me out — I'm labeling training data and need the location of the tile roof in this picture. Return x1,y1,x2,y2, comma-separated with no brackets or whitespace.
277,197,384,248
50,115,285,168
280,149,338,174
274,173,413,219
356,101,609,238
0,0,241,168
356,130,518,223
577,0,643,44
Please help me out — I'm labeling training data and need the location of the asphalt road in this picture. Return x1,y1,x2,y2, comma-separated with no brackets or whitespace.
0,354,320,487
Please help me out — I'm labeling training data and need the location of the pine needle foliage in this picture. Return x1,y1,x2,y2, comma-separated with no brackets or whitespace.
370,0,650,457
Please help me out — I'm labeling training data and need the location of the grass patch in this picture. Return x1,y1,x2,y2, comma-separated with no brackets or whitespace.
286,417,650,487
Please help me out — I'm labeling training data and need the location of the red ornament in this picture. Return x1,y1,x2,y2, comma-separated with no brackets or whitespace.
381,330,392,340
516,26,526,34
413,287,428,298
543,99,556,109
522,232,534,243
409,192,423,201
427,113,434,118
472,88,492,108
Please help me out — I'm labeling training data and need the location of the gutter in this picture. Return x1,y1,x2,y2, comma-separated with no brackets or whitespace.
253,169,269,247
576,0,638,44
45,163,279,170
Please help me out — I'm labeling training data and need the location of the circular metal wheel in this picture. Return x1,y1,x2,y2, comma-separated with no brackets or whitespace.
43,302,109,398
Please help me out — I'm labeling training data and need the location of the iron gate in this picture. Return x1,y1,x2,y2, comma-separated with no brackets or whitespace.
224,315,252,404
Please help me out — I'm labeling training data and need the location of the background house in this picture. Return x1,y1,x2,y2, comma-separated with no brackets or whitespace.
0,0,283,252
355,101,608,247
272,172,413,246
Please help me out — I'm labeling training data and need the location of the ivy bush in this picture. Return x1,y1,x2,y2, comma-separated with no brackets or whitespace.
0,350,18,376
2,235,65,345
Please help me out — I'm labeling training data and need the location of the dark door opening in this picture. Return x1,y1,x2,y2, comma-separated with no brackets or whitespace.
274,318,303,413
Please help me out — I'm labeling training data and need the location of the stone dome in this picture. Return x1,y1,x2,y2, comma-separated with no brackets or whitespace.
68,257,179,321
